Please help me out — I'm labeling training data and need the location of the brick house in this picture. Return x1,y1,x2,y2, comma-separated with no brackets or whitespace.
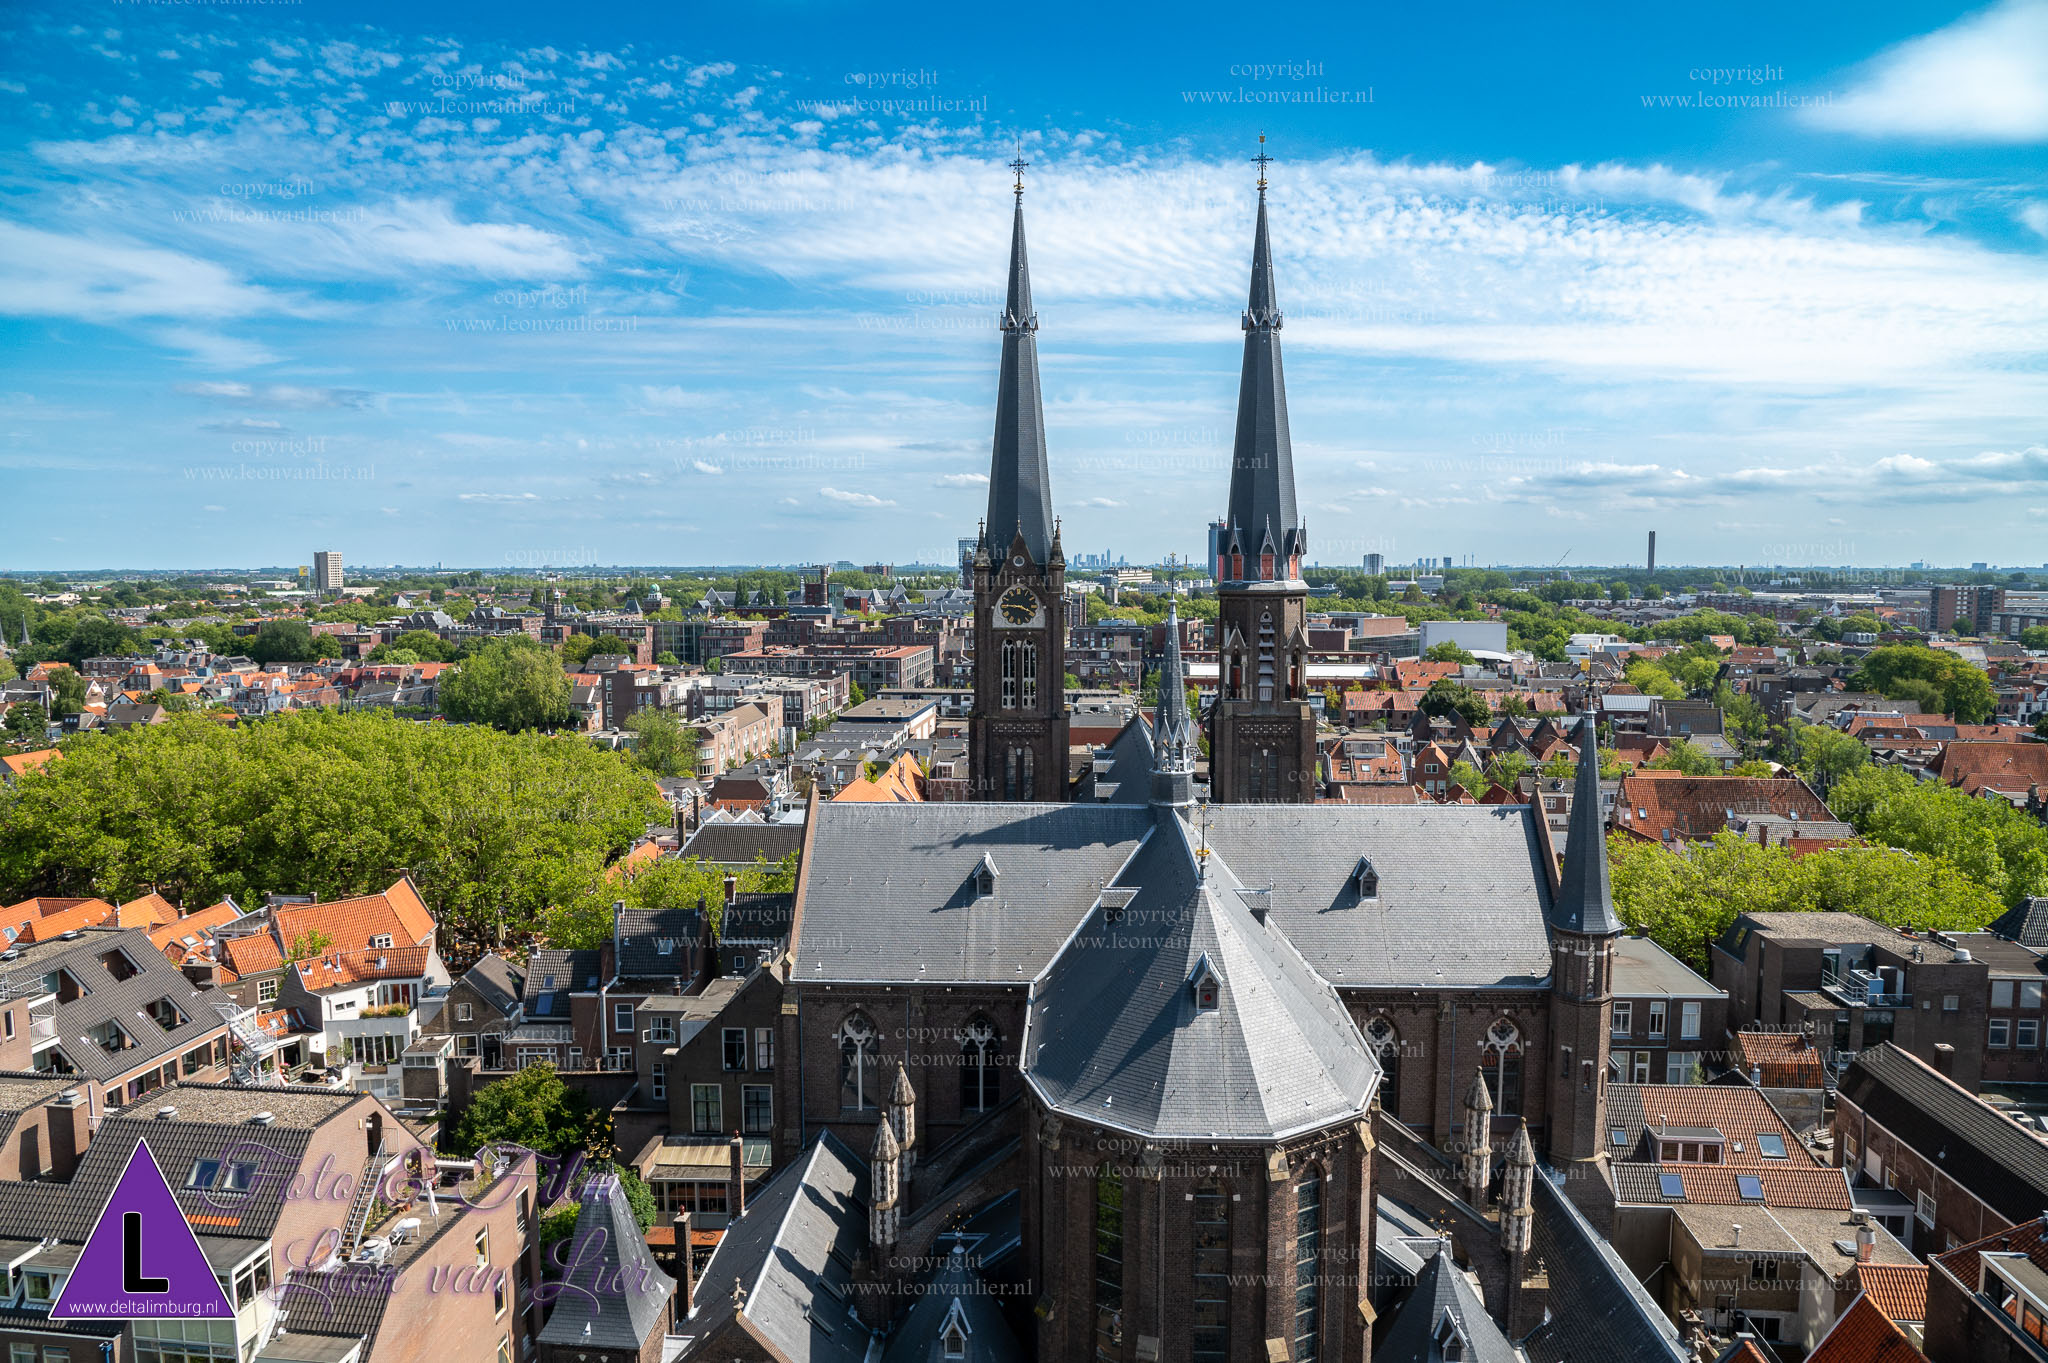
1835,1042,2048,1257
1610,935,1726,1085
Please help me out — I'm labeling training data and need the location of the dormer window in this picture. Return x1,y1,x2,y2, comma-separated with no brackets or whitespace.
369,935,393,950
1190,954,1219,1012
972,853,999,899
939,1299,971,1359
1354,856,1380,900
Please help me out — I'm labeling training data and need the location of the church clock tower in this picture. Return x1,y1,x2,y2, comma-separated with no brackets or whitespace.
970,159,1069,801
1209,142,1316,804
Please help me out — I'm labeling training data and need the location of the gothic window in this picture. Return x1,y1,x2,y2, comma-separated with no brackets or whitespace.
1000,641,1019,710
838,1012,880,1111
959,1016,1000,1112
1366,1018,1400,1117
1294,1166,1323,1363
1191,1176,1230,1363
1483,1019,1523,1117
1020,641,1038,712
1257,611,1277,702
1094,1166,1125,1360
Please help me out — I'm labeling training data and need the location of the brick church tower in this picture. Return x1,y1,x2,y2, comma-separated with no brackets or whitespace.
1209,144,1315,804
970,160,1069,801
1547,717,1623,1202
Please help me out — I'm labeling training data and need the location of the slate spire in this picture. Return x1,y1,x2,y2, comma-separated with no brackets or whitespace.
1218,139,1305,582
980,160,1055,566
1554,716,1622,935
1149,604,1198,806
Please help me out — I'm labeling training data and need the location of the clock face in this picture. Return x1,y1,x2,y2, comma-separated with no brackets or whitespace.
998,586,1040,626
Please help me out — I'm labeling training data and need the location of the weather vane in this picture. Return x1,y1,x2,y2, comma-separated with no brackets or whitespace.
1009,141,1029,201
1252,132,1273,194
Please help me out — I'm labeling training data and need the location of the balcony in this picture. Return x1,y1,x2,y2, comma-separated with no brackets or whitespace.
1820,960,1909,1008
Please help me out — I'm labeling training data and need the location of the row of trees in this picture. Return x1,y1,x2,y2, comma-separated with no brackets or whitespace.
0,710,666,943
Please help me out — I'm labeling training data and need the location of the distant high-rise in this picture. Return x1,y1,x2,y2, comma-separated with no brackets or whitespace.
1647,531,1657,574
313,550,343,594
957,537,977,587
1363,552,1384,577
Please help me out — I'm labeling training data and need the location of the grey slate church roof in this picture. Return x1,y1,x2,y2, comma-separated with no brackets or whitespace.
537,1172,677,1351
980,185,1055,566
1521,1172,1687,1363
1024,808,1379,1140
1378,1246,1520,1363
797,800,1558,990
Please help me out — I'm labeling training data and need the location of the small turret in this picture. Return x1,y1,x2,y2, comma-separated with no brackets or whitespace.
1462,1066,1494,1207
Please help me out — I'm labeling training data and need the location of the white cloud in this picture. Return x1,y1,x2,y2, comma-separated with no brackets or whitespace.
0,223,289,322
176,382,373,409
1805,0,2048,143
693,460,722,474
935,472,988,486
820,487,895,507
458,492,540,502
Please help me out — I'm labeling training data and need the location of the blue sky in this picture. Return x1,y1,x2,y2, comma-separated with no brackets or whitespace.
2,0,2044,572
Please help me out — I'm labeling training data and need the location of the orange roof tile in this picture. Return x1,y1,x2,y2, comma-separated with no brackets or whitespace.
115,892,180,929
290,943,432,991
604,840,664,883
16,897,122,942
1731,1030,1828,1088
830,751,925,804
0,750,61,778
1623,1083,1823,1169
274,877,434,953
221,933,284,975
1855,1263,1928,1324
148,900,244,958
1806,1295,1926,1363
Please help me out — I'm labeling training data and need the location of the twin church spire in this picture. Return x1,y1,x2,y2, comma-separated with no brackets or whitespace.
971,142,1311,804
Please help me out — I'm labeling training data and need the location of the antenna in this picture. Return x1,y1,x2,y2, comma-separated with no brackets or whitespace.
1252,133,1274,194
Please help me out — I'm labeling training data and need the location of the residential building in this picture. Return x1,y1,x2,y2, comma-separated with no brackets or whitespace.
1610,935,1726,1085
313,550,343,594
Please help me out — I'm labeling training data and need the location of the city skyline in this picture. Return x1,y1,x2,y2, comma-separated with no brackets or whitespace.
2,0,2045,569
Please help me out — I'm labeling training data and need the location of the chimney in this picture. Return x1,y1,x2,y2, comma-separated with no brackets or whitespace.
1934,1042,1956,1079
1750,1065,1763,1086
670,1209,695,1314
1731,1223,1741,1247
729,1132,747,1219
723,874,738,908
1856,1222,1876,1264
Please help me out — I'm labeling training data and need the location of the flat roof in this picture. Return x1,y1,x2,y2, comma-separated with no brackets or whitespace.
1613,936,1725,999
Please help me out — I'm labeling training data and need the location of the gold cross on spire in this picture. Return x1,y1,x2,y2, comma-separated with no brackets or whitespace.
1008,142,1029,201
1252,133,1274,193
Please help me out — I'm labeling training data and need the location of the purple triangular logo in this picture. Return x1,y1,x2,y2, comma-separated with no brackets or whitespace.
51,1137,236,1319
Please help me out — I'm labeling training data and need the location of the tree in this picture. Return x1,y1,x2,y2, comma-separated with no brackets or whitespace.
654,651,679,666
847,680,867,705
625,708,699,778
1851,645,1998,723
2037,716,2048,740
559,634,604,668
1647,738,1717,776
1423,641,1476,665
56,615,138,667
540,852,797,946
2021,626,2048,651
0,709,663,942
1494,694,1531,718
1622,660,1684,702
451,1063,594,1157
247,620,318,665
1418,678,1489,727
1793,723,1870,793
1485,751,1531,789
284,929,333,963
440,638,573,732
3,702,49,740
1829,765,2048,909
1609,832,2002,973
371,648,422,666
1729,759,1776,777
46,667,87,720
1447,760,1488,798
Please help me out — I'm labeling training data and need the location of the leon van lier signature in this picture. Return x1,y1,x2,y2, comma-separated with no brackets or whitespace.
238,1144,660,1319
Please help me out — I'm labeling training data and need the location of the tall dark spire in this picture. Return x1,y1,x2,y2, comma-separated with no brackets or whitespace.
981,158,1055,566
1554,717,1621,935
1149,604,1198,806
1218,137,1304,584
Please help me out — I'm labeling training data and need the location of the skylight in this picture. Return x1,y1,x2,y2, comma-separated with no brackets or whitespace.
1658,1173,1685,1199
1756,1133,1788,1159
1737,1175,1765,1200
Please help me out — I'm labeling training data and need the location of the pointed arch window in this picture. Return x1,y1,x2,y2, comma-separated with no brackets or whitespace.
1257,610,1277,702
1294,1166,1323,1363
1020,641,1038,711
1366,1017,1400,1118
959,1015,1000,1112
1483,1018,1523,1117
838,1012,880,1111
1094,1165,1125,1360
1191,1175,1230,1362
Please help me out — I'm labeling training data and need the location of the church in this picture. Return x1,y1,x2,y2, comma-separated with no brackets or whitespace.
681,158,1682,1363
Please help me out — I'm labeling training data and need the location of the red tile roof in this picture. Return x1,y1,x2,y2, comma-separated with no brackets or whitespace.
1854,1263,1928,1323
1619,1083,1824,1169
1805,1295,1926,1363
221,933,285,975
1937,742,2048,798
115,893,180,929
273,876,435,954
1613,774,1835,846
0,749,60,778
148,900,245,961
291,944,432,991
1731,1031,1828,1088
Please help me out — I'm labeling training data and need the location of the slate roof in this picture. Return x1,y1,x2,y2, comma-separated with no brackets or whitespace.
1024,809,1378,1141
980,196,1055,567
1377,1246,1520,1363
1553,718,1622,936
877,1242,1026,1363
679,818,805,867
523,949,601,1018
797,798,1558,990
1217,185,1305,572
536,1173,676,1351
1611,934,1721,999
720,891,796,946
1838,1041,2048,1217
0,927,241,1083
460,955,525,1017
686,1130,873,1363
1521,1171,1688,1363
615,907,704,979
1992,896,2048,948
